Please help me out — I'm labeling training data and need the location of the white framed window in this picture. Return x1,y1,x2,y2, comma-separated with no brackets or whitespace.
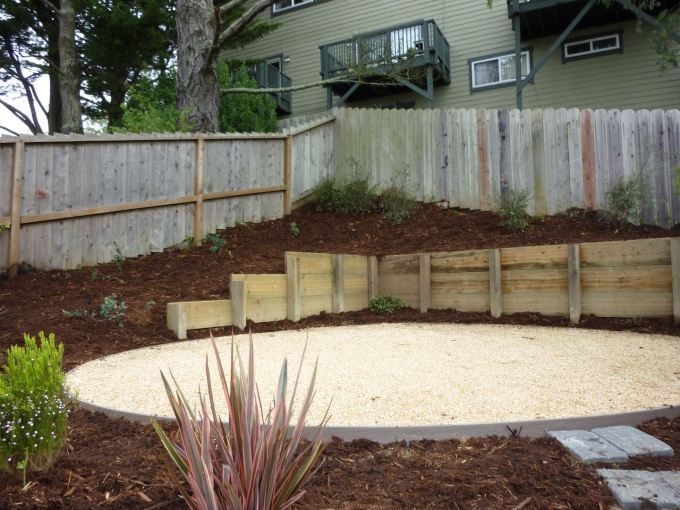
470,51,530,90
273,0,313,13
563,33,621,61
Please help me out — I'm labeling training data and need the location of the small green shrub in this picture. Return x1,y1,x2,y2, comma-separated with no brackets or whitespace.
379,187,419,225
315,177,377,215
289,222,300,237
369,295,404,314
0,332,69,482
499,189,531,232
100,294,127,324
112,242,124,271
604,175,648,226
62,308,88,319
204,233,226,254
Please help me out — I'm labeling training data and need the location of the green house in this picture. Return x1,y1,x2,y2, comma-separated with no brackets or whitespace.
226,0,680,117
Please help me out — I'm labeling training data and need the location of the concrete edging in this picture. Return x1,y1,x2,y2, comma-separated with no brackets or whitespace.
71,395,679,444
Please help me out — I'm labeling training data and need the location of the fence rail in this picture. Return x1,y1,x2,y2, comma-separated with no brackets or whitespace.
333,107,680,226
0,120,335,274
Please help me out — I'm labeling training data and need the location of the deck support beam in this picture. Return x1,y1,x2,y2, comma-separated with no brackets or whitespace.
615,0,680,43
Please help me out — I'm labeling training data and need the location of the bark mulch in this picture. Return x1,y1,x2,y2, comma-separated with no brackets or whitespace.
0,203,678,508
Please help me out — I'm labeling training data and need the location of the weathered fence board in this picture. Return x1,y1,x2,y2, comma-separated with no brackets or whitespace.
333,107,680,227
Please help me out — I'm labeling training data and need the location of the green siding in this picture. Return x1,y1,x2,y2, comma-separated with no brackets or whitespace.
224,0,680,116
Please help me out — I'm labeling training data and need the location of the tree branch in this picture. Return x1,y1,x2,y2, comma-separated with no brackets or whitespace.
0,125,21,137
216,0,276,51
0,98,40,134
40,0,59,13
220,76,406,95
218,0,251,17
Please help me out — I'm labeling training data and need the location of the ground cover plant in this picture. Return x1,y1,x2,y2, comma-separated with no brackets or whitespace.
369,295,405,314
0,203,677,508
0,332,68,483
155,335,328,509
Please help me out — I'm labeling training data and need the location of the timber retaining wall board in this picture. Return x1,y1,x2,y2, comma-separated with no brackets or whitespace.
166,238,678,339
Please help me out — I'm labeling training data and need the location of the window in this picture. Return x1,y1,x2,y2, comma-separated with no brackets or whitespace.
470,50,530,91
273,0,313,13
563,33,622,61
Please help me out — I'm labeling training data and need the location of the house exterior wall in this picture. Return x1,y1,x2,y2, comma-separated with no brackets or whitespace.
224,0,680,116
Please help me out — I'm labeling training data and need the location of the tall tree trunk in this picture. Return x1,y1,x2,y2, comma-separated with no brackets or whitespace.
47,29,62,134
176,0,220,132
57,0,82,134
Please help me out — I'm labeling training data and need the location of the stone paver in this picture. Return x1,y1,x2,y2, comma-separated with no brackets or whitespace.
592,426,674,458
548,429,629,463
597,469,680,509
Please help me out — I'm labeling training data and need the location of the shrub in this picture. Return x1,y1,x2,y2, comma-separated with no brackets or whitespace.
100,294,127,324
0,332,69,482
315,177,377,215
499,189,531,232
204,233,226,254
289,221,300,237
154,334,328,510
370,295,404,314
379,187,419,225
604,175,648,226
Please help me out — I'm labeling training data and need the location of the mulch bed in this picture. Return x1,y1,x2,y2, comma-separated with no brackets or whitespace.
0,203,678,508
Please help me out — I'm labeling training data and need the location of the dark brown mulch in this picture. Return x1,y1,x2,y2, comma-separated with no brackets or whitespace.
0,204,678,508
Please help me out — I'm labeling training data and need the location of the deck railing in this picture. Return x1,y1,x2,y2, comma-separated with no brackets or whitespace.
251,62,292,114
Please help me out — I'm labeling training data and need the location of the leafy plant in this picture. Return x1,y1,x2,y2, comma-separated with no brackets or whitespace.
154,334,328,510
315,177,377,215
112,242,124,271
0,224,9,232
289,221,300,237
369,295,404,314
379,187,419,225
204,233,226,254
499,189,531,232
0,332,69,483
99,294,127,324
604,175,649,226
62,308,88,319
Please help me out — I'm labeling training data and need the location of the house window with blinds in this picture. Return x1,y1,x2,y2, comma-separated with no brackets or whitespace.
470,50,530,91
273,0,314,13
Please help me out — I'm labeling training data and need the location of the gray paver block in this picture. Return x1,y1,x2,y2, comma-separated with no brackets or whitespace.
597,469,680,509
592,426,674,458
548,429,629,463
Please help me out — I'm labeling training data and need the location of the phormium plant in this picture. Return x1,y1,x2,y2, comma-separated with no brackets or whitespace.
154,334,328,510
0,332,69,483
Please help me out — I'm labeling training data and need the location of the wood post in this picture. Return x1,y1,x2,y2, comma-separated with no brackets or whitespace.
230,275,247,330
332,254,345,313
193,137,204,245
286,253,301,321
368,255,378,302
671,238,680,323
419,253,431,313
8,140,24,279
567,244,582,324
489,248,502,318
283,135,293,215
167,302,188,340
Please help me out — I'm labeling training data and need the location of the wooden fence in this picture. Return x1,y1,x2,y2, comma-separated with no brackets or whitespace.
166,237,680,339
333,107,680,227
0,117,334,274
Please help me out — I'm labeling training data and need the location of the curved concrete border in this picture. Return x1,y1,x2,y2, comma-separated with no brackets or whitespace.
71,393,679,444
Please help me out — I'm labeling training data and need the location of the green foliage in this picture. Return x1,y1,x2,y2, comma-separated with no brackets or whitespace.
0,332,68,481
674,164,680,196
62,308,88,319
604,175,649,226
499,189,531,232
216,63,278,133
315,177,378,215
112,242,124,271
289,222,300,237
115,71,189,133
379,187,419,225
99,294,127,324
204,233,226,254
154,334,327,510
369,295,404,314
0,224,9,232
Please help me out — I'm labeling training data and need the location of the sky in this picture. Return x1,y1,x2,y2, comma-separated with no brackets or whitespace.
1,75,50,135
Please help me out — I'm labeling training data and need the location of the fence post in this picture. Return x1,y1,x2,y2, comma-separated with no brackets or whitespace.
193,136,205,245
419,253,431,313
230,275,247,330
8,140,24,279
167,302,188,340
671,238,680,323
286,253,301,321
283,135,293,215
332,254,345,313
367,255,378,302
568,244,582,324
489,249,502,318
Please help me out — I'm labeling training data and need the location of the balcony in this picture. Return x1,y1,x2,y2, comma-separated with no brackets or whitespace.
507,0,674,40
250,62,292,114
319,19,451,103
